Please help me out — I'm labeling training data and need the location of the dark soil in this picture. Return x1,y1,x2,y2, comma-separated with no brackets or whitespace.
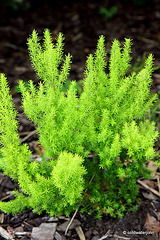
0,0,160,239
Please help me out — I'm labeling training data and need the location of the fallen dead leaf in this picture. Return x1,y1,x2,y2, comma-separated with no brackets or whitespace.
142,180,156,189
144,213,160,236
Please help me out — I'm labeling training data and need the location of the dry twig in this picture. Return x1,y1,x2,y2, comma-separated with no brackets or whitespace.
20,129,37,143
0,193,13,201
65,209,79,235
113,234,131,240
99,229,111,240
137,179,160,197
157,177,160,193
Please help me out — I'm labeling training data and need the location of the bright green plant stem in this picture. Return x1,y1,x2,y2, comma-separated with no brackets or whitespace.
0,29,158,218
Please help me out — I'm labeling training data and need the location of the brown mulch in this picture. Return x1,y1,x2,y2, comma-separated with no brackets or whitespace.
0,0,160,239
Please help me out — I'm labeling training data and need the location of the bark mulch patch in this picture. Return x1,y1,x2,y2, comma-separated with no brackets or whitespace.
0,0,160,239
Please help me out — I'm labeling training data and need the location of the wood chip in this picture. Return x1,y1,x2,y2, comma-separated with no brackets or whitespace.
0,213,5,224
15,231,31,236
58,216,70,221
48,217,59,222
157,177,160,193
14,66,27,73
142,191,159,201
31,223,57,240
54,231,66,240
54,231,62,240
113,234,131,240
58,219,81,232
99,230,111,240
0,227,13,240
75,226,86,240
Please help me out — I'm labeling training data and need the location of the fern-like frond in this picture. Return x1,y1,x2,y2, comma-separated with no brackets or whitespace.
0,74,31,179
52,152,86,205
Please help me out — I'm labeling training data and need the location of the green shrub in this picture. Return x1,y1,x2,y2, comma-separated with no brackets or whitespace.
0,29,158,218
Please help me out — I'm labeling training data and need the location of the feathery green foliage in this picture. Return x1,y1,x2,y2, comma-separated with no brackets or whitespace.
0,29,158,218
